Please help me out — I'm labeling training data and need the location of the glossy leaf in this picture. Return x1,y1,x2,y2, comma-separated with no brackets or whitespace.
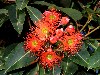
0,9,8,14
10,71,23,75
34,1,54,7
87,39,99,50
61,61,78,75
27,64,38,75
0,48,5,70
60,8,82,21
54,66,61,75
98,17,100,24
60,0,71,7
0,70,5,75
16,0,29,10
85,8,94,14
4,42,35,73
39,66,44,75
93,14,100,24
34,1,82,21
70,43,90,67
96,8,100,13
7,5,17,31
26,6,42,23
0,14,8,27
45,68,53,75
88,46,100,69
7,5,25,34
88,25,94,30
0,58,5,70
16,10,25,34
2,43,18,59
0,47,5,57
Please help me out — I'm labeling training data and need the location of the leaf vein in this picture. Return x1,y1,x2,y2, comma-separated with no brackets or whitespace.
77,53,88,65
27,6,39,21
4,51,30,74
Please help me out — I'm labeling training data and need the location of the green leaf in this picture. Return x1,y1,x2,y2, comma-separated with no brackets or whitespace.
61,61,78,75
7,5,17,29
34,1,82,21
34,1,59,11
88,46,100,69
0,9,8,14
0,62,4,70
96,8,100,13
85,8,95,15
60,8,82,21
88,25,94,30
0,47,5,57
0,58,5,70
45,68,53,75
3,43,18,59
10,71,23,75
16,10,25,34
70,43,90,67
54,66,61,75
16,0,29,10
0,14,8,27
92,14,100,24
38,62,61,75
4,42,35,73
26,6,42,23
34,1,55,7
0,48,5,70
88,39,99,50
27,64,38,75
39,66,44,75
0,70,6,75
7,5,25,34
97,17,100,24
60,0,71,7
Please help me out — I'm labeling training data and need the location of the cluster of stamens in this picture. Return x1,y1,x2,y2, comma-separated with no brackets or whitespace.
24,8,83,69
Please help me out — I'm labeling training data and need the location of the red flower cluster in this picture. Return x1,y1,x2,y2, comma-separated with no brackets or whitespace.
59,26,83,54
24,8,83,69
24,32,44,55
43,9,61,25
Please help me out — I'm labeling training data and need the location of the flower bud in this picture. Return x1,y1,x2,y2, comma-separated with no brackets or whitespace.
60,17,70,25
65,25,75,35
50,36,58,44
56,28,63,38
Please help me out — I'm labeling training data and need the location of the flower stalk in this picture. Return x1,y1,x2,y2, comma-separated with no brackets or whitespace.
80,14,92,32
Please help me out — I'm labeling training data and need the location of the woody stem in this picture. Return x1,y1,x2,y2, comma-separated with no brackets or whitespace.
80,14,92,32
85,26,100,37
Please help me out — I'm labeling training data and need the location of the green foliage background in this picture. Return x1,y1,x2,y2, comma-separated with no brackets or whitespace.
0,0,100,75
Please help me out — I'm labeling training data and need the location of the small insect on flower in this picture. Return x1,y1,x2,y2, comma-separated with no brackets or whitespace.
24,31,44,55
39,48,61,69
